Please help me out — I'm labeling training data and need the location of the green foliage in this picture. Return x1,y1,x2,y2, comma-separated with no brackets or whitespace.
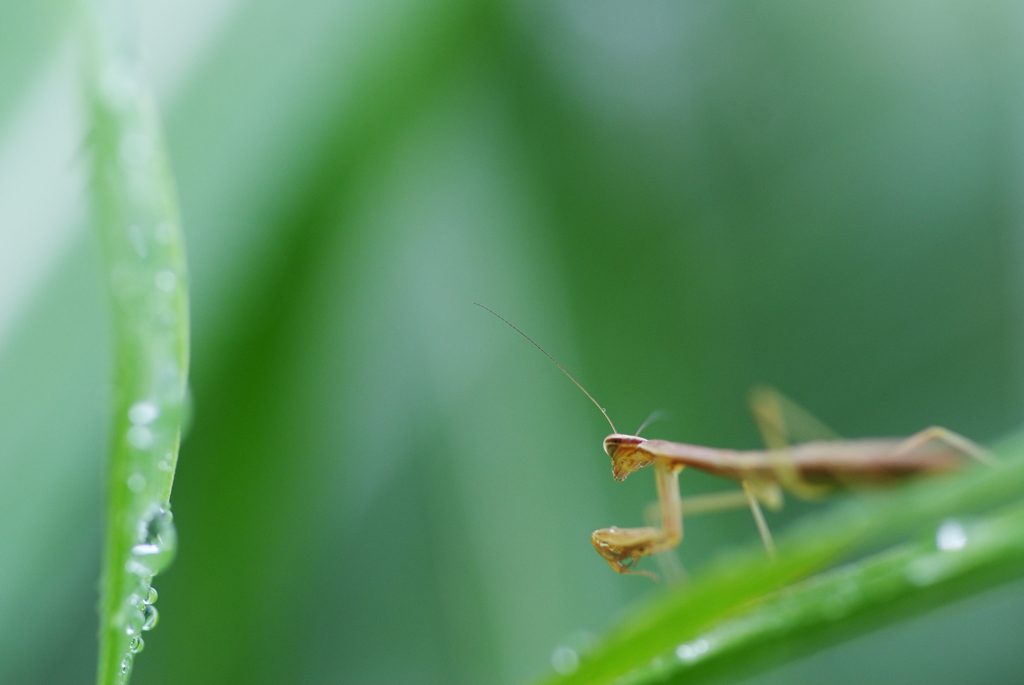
83,0,189,682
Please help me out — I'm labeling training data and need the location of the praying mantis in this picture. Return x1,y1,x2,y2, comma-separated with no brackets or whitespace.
476,303,992,579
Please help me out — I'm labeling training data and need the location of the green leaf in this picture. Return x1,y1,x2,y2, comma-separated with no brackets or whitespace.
82,1,190,683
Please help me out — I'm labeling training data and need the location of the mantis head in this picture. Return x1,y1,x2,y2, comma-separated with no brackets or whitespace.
604,434,653,481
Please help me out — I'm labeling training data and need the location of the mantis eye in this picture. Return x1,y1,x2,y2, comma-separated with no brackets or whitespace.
604,434,643,458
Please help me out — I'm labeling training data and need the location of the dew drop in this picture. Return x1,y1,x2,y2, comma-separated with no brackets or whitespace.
127,426,154,449
936,520,967,551
129,635,144,654
125,607,144,636
127,473,146,493
158,460,173,472
676,638,710,662
129,401,159,426
146,587,158,604
551,646,579,675
126,559,152,576
132,543,161,557
130,505,177,575
155,269,177,292
142,604,159,631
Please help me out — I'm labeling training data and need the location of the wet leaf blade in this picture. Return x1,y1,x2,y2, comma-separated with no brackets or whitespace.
83,0,190,682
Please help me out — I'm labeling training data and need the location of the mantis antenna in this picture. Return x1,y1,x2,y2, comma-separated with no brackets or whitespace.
635,410,667,437
474,303,617,434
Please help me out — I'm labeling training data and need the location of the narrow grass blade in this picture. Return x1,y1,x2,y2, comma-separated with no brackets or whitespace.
82,1,190,683
620,501,1024,685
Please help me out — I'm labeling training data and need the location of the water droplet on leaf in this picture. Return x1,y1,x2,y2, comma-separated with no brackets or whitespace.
551,646,579,675
142,604,158,631
155,269,177,292
936,520,967,551
130,505,177,575
127,426,154,450
128,401,159,425
676,638,710,662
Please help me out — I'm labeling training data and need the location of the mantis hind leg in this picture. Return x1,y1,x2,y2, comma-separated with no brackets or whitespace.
895,426,994,464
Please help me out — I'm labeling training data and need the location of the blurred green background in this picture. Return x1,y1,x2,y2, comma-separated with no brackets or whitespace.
3,0,1024,683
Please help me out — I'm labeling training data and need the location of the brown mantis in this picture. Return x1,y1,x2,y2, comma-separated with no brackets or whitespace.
475,304,991,578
